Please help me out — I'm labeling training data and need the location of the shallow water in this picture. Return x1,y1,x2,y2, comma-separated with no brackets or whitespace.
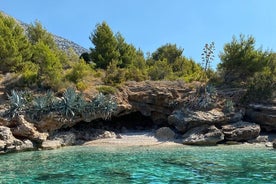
0,145,275,183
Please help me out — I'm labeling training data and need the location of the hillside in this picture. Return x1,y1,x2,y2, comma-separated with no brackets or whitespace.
1,11,89,56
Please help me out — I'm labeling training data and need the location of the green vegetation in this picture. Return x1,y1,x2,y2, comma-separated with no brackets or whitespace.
1,12,275,105
5,88,117,121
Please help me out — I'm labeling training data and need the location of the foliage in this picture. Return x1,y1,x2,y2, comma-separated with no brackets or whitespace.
96,85,117,95
85,93,117,120
5,90,27,118
152,44,183,64
223,99,235,113
56,88,86,119
31,41,63,89
104,60,126,85
90,22,120,69
244,66,276,103
148,59,173,80
66,59,92,83
27,91,55,120
0,12,32,73
27,21,56,49
201,42,215,72
218,34,270,86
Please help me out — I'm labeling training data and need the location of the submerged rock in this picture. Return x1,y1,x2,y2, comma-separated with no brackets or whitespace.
41,140,61,150
155,127,175,141
182,125,224,146
222,121,260,141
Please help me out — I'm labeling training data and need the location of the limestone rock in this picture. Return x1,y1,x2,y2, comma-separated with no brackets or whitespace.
273,139,276,149
41,140,61,150
51,131,76,146
155,127,175,140
168,110,187,133
246,104,276,132
11,115,48,143
248,135,268,143
169,109,226,133
222,121,260,141
0,126,33,153
182,125,224,146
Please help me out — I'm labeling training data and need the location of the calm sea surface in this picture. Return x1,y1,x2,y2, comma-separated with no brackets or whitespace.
0,145,275,183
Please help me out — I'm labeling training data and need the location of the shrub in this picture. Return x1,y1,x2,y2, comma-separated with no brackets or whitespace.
96,85,117,95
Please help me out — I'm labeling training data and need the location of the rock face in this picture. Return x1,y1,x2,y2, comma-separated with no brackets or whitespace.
246,104,276,132
11,115,48,143
51,131,76,146
155,127,175,140
0,126,34,153
182,125,224,146
222,121,260,141
168,109,226,133
120,81,195,124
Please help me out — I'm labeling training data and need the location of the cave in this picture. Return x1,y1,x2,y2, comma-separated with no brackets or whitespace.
72,112,157,133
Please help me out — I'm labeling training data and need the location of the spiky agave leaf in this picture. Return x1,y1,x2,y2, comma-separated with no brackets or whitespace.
57,88,86,119
5,90,26,118
28,91,56,121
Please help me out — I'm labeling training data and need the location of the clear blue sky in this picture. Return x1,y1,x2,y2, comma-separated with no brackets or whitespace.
1,0,276,68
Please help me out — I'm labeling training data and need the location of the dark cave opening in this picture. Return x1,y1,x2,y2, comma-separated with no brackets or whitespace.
72,112,156,133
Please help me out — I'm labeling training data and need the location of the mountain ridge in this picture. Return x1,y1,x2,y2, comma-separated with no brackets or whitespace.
1,11,89,56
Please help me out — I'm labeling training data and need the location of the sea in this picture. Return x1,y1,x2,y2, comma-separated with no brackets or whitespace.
0,145,275,183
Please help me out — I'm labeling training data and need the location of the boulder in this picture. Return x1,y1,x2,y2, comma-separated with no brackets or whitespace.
248,135,268,143
246,104,276,132
41,140,61,150
273,140,276,149
0,126,33,153
155,127,175,140
11,115,48,143
169,109,227,133
222,121,260,141
51,131,76,146
182,125,224,146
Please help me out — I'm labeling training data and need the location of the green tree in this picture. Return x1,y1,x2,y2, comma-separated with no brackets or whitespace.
218,34,270,85
31,41,62,89
152,44,183,64
148,59,173,80
27,21,56,49
0,12,32,73
90,22,119,69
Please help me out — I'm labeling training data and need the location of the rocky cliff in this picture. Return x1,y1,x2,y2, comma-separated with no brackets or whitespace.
0,81,275,152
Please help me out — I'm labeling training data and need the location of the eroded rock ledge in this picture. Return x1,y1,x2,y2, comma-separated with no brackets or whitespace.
0,81,275,152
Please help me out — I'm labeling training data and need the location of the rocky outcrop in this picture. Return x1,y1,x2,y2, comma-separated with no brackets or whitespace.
155,127,175,140
50,131,77,146
120,81,196,124
168,109,244,133
0,126,34,153
246,104,276,132
11,115,48,143
222,121,260,141
182,125,224,146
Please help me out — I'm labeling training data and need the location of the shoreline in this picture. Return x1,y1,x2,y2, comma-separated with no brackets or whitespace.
82,131,275,149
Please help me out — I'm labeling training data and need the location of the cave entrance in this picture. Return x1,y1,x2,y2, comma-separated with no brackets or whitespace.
73,112,155,133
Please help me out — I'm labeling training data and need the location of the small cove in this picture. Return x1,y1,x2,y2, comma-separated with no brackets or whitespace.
0,145,275,183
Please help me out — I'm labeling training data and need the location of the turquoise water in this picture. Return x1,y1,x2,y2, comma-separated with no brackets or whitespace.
0,145,275,183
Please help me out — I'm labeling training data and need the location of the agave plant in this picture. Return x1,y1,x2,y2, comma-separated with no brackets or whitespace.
86,93,117,120
5,90,27,118
56,88,86,120
27,91,56,121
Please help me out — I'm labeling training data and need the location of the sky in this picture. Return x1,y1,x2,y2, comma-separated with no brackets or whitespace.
1,0,276,69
